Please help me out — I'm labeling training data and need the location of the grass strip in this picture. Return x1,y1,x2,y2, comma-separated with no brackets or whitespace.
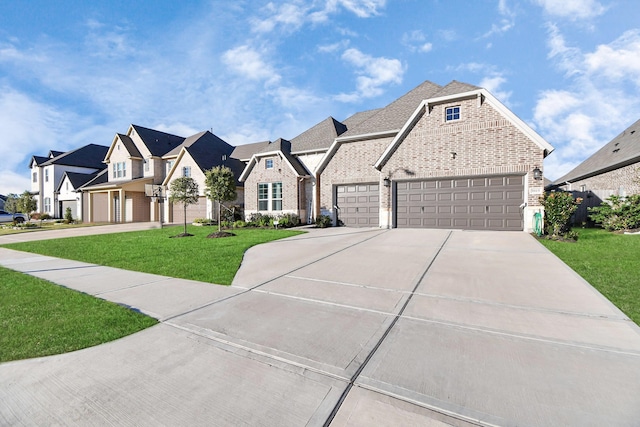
0,266,158,362
2,226,304,286
539,228,640,325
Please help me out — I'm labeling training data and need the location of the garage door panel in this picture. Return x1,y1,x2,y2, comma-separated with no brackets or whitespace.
396,175,524,231
336,183,379,228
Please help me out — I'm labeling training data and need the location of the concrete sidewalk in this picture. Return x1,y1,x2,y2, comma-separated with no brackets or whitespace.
1,227,640,426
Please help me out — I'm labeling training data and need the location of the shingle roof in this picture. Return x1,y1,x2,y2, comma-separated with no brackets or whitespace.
42,144,109,169
340,80,443,137
290,117,347,153
78,169,109,189
342,109,382,129
230,140,271,161
29,155,49,167
117,134,143,158
131,124,185,157
49,150,64,158
431,80,481,98
555,118,640,184
57,171,101,192
176,131,245,185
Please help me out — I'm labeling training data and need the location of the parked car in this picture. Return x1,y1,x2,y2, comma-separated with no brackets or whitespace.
0,210,29,223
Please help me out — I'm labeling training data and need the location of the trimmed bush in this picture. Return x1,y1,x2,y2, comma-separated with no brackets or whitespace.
589,194,640,231
539,191,582,239
315,214,332,228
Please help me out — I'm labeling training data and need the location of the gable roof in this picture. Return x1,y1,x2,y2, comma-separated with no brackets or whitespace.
56,171,102,192
130,124,185,157
78,169,109,190
162,131,246,186
290,117,347,154
49,150,64,158
554,118,640,184
230,140,271,161
29,155,50,168
42,144,109,169
239,138,309,181
115,133,143,159
374,85,554,170
339,80,443,138
342,108,382,129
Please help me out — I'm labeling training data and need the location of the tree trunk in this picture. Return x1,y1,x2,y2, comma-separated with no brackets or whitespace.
183,203,187,235
218,200,221,232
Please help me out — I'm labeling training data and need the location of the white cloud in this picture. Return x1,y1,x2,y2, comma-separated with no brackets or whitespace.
534,28,640,180
221,45,281,85
480,74,513,106
533,0,606,20
318,40,350,53
336,48,405,102
402,30,433,53
482,0,516,38
584,30,640,86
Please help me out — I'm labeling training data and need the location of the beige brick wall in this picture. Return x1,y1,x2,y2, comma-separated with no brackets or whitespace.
380,98,546,209
244,155,303,217
319,137,393,215
568,162,640,196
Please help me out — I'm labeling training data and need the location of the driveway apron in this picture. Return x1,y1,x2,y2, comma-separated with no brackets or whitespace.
1,228,640,426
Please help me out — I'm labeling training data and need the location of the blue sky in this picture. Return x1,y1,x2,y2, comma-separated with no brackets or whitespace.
2,0,640,194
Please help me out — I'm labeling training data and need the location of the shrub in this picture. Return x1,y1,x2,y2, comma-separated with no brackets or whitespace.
233,220,247,228
248,213,274,227
588,194,640,231
315,214,332,228
64,207,73,224
539,191,582,239
275,213,300,228
40,213,51,220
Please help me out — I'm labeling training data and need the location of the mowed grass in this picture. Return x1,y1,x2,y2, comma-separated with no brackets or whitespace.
2,225,304,286
1,266,158,362
539,228,640,325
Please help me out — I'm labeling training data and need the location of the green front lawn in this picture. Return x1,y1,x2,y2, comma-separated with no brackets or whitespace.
2,225,304,286
539,228,640,325
0,266,158,362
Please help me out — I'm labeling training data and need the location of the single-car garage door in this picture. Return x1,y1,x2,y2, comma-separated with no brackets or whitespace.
336,183,379,227
396,175,524,231
172,196,207,224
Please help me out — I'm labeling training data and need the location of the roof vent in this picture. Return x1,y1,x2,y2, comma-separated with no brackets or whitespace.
631,130,636,134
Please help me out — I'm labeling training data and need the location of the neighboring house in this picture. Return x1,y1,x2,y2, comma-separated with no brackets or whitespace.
0,195,5,211
238,114,379,223
56,171,103,221
553,118,640,223
316,80,554,231
29,145,109,217
162,130,245,224
82,124,185,223
239,138,310,221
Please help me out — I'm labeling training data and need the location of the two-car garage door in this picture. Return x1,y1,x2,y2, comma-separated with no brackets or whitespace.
395,175,524,231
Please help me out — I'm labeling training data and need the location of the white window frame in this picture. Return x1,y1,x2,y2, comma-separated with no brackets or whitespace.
265,158,274,169
182,166,191,177
44,197,51,213
166,160,175,175
45,169,49,182
257,182,282,212
445,106,461,122
144,158,150,172
32,172,37,183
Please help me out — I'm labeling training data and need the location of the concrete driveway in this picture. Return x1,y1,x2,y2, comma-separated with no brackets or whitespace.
1,227,640,426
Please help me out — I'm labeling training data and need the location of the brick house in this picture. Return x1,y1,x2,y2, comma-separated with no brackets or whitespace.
553,118,640,223
162,130,245,224
239,138,310,220
316,80,554,231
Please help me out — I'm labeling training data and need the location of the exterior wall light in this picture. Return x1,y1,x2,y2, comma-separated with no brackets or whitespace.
533,167,543,180
383,177,391,187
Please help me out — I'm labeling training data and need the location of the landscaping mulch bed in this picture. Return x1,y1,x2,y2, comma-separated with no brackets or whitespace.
207,231,235,238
